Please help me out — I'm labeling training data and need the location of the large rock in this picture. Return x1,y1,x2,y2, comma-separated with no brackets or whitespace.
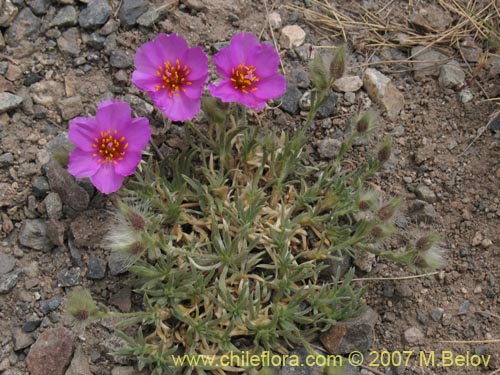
409,4,453,32
79,0,112,30
363,68,404,119
19,219,54,251
5,8,41,45
26,327,74,375
50,6,78,28
320,307,379,354
46,160,90,211
280,25,306,49
118,0,149,28
65,345,92,375
438,61,465,89
0,0,18,27
0,92,23,113
411,46,448,80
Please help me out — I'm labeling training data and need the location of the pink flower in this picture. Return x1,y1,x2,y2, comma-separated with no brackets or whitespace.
132,33,208,122
209,33,286,110
67,99,151,194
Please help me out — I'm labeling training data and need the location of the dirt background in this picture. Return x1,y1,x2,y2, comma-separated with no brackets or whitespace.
0,0,499,374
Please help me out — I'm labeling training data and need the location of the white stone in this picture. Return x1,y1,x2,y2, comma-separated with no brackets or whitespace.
280,25,306,49
363,68,404,120
404,327,424,344
333,75,363,92
268,12,281,29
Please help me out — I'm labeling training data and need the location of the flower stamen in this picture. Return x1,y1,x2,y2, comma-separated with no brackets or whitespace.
155,59,192,97
230,64,259,94
92,130,127,164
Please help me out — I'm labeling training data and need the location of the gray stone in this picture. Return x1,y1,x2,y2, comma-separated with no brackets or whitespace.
363,68,404,119
459,88,473,103
19,219,54,251
26,327,74,375
46,159,90,211
65,345,92,375
404,327,424,344
0,270,21,293
5,8,41,45
411,46,448,80
118,0,149,28
0,32,4,51
122,94,154,117
79,0,112,30
298,91,311,110
31,80,65,106
108,251,129,276
0,253,16,275
58,96,82,120
110,50,132,68
26,0,50,15
12,327,35,351
98,18,119,36
280,83,302,115
431,307,444,322
44,192,63,219
23,317,42,332
415,185,436,203
333,75,363,92
57,268,82,287
0,92,23,113
316,89,338,119
70,209,110,247
181,0,205,11
84,32,106,49
50,6,78,27
40,295,64,314
461,37,482,62
32,176,50,198
438,61,465,89
57,28,81,57
0,0,18,27
458,300,470,315
317,138,342,159
408,200,438,222
409,4,453,32
136,7,162,27
87,256,106,280
320,307,379,354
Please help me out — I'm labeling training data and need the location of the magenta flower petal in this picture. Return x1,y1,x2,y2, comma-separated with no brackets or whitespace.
68,117,99,152
151,90,201,122
67,99,151,195
253,74,287,100
132,33,209,121
125,118,151,152
228,32,259,64
67,148,100,178
90,163,125,195
113,150,142,176
251,43,281,78
131,71,162,93
210,32,286,111
96,99,132,133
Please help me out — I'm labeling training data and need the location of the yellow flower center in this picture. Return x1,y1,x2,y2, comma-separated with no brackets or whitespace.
155,59,192,97
92,130,128,164
231,64,259,94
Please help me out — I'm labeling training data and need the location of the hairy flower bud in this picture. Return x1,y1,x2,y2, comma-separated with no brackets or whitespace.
309,52,330,91
355,111,376,134
202,96,227,125
329,44,347,81
66,289,100,325
415,234,439,252
377,138,392,163
377,198,401,221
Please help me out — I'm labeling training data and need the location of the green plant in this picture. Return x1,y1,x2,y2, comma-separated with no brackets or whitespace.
68,48,443,375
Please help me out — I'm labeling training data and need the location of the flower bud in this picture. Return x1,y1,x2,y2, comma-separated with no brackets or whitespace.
377,198,401,221
357,190,378,211
309,52,330,91
377,138,392,163
415,234,439,252
329,44,347,81
355,111,376,134
66,289,100,325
